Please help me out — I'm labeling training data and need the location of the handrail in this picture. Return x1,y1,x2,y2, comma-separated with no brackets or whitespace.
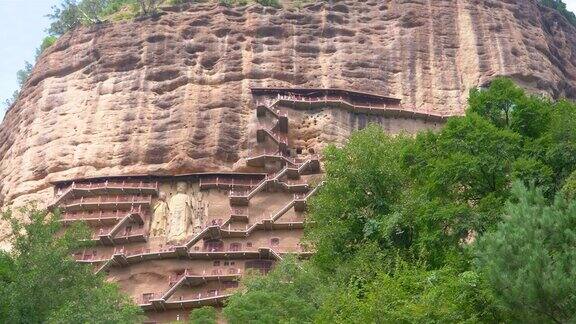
259,127,288,145
268,95,452,120
61,194,152,209
51,181,158,208
182,179,323,250
162,269,243,301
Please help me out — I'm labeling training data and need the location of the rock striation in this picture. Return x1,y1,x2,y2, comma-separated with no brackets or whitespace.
1,0,576,217
1,1,576,320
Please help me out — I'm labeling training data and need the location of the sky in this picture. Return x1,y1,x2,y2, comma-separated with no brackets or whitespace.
0,0,60,120
0,0,575,121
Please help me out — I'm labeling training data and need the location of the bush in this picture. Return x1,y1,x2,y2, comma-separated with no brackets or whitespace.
561,169,576,199
255,0,280,8
38,36,59,56
189,306,217,324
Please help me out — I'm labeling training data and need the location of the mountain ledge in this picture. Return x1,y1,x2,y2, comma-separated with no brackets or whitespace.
0,0,575,207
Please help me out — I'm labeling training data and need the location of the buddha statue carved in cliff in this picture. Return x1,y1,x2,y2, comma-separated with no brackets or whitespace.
150,192,169,237
167,182,192,243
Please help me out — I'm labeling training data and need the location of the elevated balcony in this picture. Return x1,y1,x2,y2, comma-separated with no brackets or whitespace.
167,268,242,291
52,180,158,208
229,207,249,223
61,205,146,225
199,176,263,190
252,88,449,122
245,150,297,168
59,194,152,212
140,290,232,311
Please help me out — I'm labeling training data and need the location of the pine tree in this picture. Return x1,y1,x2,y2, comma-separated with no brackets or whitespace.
475,182,576,323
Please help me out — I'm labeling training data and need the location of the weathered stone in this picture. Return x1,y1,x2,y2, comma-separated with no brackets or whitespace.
0,0,575,210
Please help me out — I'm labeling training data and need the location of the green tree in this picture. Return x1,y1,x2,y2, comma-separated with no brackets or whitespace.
561,169,576,200
406,113,522,203
468,78,524,128
316,261,503,323
47,0,138,36
306,126,411,271
37,36,59,57
536,100,576,189
475,182,576,323
223,256,318,324
16,62,33,88
3,61,34,112
402,113,524,250
255,0,281,8
222,78,572,323
136,0,161,15
468,77,553,138
189,306,217,324
2,90,19,112
511,157,555,197
47,0,83,36
0,207,143,323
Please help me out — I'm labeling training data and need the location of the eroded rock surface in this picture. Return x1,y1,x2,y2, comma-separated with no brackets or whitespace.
1,0,576,208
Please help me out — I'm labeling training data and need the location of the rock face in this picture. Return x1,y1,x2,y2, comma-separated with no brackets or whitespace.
1,1,575,321
1,0,576,210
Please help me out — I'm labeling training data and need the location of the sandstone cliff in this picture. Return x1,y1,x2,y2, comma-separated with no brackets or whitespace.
1,0,575,208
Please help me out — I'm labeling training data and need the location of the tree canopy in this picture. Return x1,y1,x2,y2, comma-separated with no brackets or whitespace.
219,78,576,323
476,183,576,323
0,207,143,323
189,306,218,324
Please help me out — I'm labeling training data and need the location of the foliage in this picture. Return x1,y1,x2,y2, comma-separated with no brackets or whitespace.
47,0,155,36
2,91,19,113
16,62,33,88
468,77,552,137
536,99,576,189
407,113,522,203
136,0,161,15
511,157,555,197
316,262,503,323
540,0,576,26
561,169,576,200
47,0,83,36
0,207,143,323
189,306,217,324
306,126,411,271
223,255,318,324
222,78,576,322
456,77,576,195
2,62,34,113
475,182,576,323
255,0,281,8
468,78,524,129
37,36,59,57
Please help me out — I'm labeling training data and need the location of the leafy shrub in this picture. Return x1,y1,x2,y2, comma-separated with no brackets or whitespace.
189,306,217,324
255,0,280,8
